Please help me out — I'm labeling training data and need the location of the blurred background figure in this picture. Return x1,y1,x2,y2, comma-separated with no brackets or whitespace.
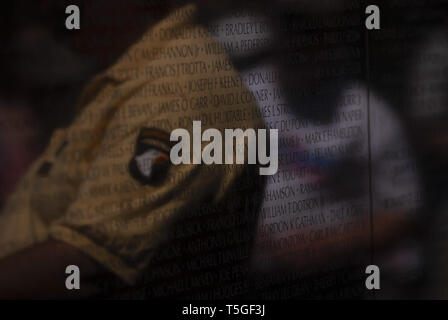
0,0,92,207
198,0,447,298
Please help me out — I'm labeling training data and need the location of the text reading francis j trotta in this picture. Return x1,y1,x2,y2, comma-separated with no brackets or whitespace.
170,121,278,176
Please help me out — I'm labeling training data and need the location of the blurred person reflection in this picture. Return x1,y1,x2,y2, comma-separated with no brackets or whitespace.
0,0,265,299
200,0,427,298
